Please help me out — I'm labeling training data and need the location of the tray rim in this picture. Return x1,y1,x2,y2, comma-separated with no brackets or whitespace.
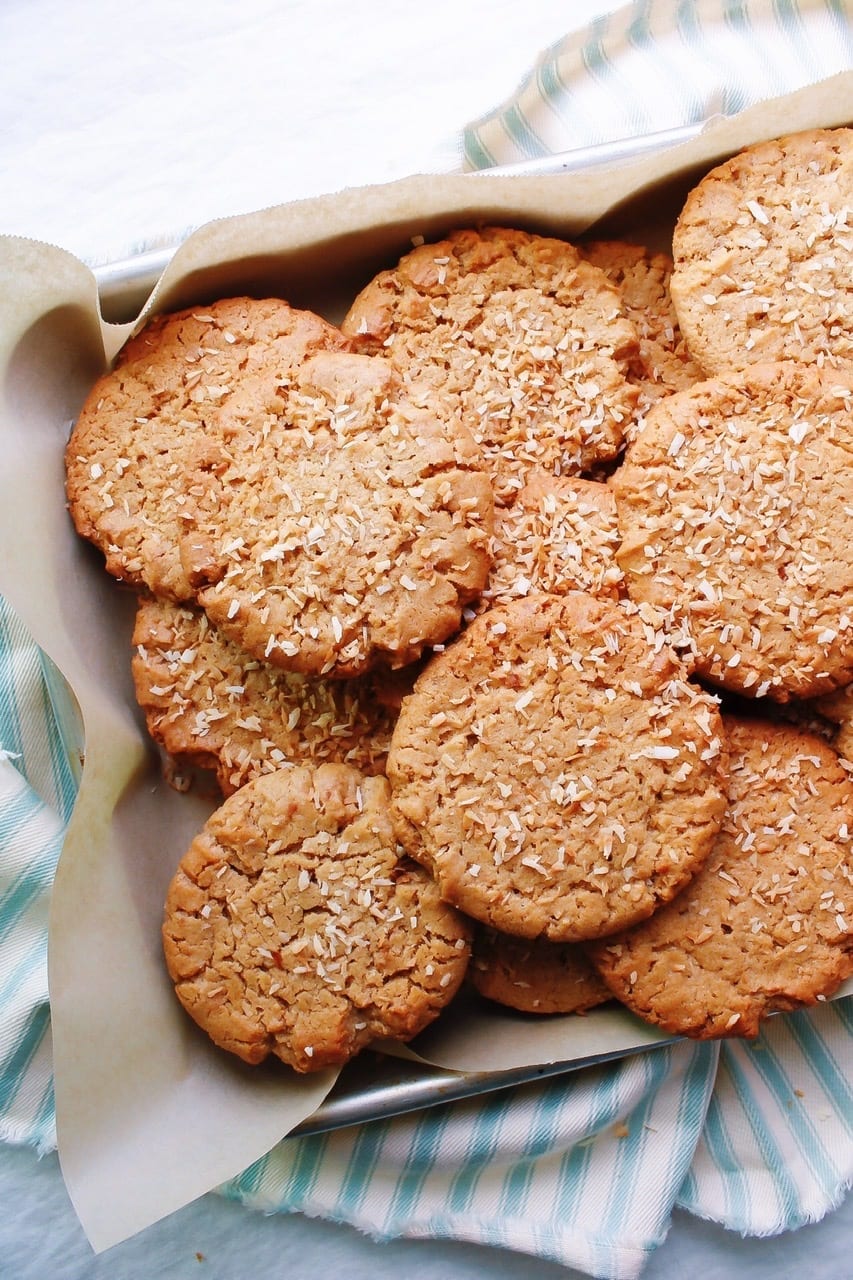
72,120,850,1138
90,119,712,318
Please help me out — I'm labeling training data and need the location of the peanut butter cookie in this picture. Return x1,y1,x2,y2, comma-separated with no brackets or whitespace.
162,765,472,1071
613,362,853,700
671,128,853,373
470,928,611,1015
132,596,397,796
189,349,494,676
589,717,853,1039
342,226,639,501
65,297,350,600
387,591,728,942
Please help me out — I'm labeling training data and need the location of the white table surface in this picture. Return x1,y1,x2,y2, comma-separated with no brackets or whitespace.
1,2,851,1275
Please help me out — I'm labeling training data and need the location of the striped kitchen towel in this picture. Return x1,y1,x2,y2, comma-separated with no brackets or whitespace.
221,1040,721,1280
219,1004,853,1271
679,999,853,1234
2,2,852,1277
0,596,75,1153
461,0,853,169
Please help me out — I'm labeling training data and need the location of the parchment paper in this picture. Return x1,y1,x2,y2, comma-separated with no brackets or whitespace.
0,73,850,1252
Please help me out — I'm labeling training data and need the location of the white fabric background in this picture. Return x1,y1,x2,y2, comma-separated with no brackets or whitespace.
2,0,852,1275
1,0,610,264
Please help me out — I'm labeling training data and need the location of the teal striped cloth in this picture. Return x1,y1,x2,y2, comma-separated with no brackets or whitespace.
220,1042,721,1278
2,2,852,1276
461,0,853,169
0,598,75,1153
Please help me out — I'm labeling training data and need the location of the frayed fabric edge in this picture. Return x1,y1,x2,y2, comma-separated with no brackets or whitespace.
0,1122,56,1157
219,1189,660,1280
676,1175,853,1239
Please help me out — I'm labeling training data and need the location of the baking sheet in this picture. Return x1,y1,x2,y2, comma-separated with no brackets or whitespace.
0,72,850,1252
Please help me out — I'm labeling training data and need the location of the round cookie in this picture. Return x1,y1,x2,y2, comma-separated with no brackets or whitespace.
481,469,623,609
65,297,350,600
670,127,853,373
189,349,494,676
612,362,853,701
580,240,703,422
470,928,611,1015
132,596,397,796
589,717,853,1039
162,765,472,1071
342,226,639,501
386,591,728,943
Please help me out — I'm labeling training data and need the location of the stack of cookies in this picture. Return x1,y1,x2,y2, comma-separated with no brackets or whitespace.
64,127,853,1074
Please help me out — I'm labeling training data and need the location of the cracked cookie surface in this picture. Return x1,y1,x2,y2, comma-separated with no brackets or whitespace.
589,717,853,1039
670,127,853,373
613,362,853,701
343,226,639,502
162,765,472,1071
132,596,397,796
580,240,703,427
480,470,623,609
189,349,494,676
387,591,728,942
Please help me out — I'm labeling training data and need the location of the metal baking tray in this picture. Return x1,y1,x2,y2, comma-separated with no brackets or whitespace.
71,132,704,1136
292,1036,675,1136
63,117,833,1139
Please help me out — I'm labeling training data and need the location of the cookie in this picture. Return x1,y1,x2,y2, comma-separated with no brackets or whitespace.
613,362,853,701
188,349,494,676
481,470,623,607
162,765,472,1071
65,297,350,600
132,596,397,796
470,928,611,1015
386,591,728,942
580,240,703,422
670,127,853,373
342,226,639,501
589,717,853,1039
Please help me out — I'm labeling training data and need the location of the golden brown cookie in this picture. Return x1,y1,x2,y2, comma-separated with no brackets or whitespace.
387,591,728,943
162,765,472,1071
589,717,853,1039
580,240,702,420
670,128,853,373
613,362,853,701
65,297,350,600
470,928,611,1015
132,596,397,796
188,349,494,676
481,470,623,608
342,226,639,501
